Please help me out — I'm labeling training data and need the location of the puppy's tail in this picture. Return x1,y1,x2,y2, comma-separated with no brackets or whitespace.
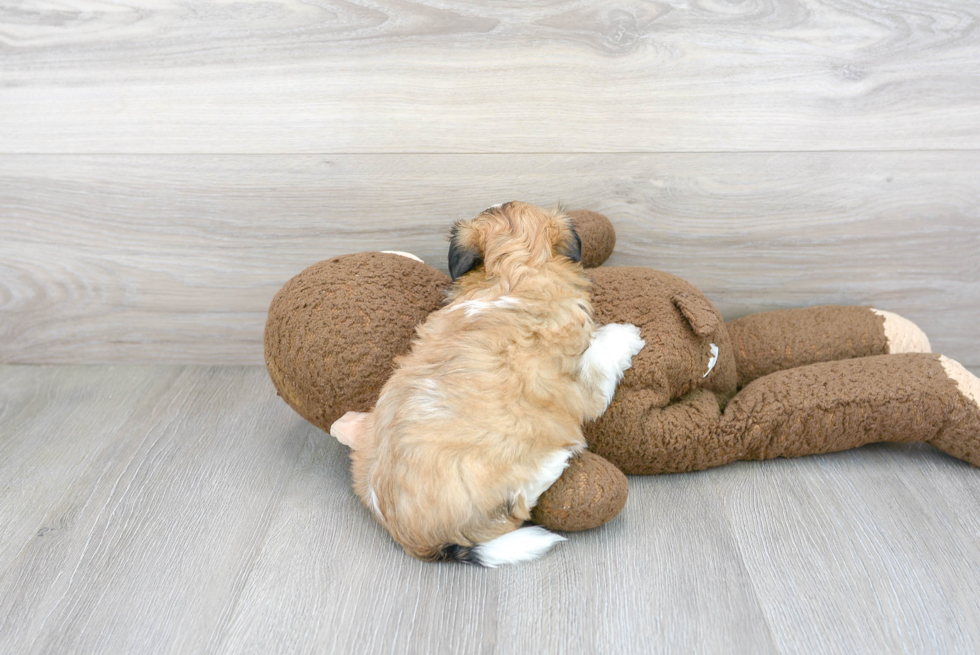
435,527,566,568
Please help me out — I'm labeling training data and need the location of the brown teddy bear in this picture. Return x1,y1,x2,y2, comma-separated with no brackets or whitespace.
265,210,980,533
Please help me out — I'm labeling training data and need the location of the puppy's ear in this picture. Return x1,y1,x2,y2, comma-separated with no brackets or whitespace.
448,222,483,281
558,225,583,263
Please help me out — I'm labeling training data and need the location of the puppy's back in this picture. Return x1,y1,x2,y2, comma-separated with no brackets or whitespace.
350,203,596,565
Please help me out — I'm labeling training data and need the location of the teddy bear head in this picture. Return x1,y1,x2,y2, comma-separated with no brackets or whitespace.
589,267,738,409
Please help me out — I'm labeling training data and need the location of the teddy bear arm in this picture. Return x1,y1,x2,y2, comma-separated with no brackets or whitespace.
584,388,737,474
719,353,980,466
725,305,929,389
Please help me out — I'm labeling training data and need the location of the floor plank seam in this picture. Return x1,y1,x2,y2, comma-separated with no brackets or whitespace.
709,474,785,655
206,426,315,654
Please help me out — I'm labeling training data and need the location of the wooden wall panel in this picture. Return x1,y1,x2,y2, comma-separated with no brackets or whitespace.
1,1,976,365
2,152,976,365
0,0,978,153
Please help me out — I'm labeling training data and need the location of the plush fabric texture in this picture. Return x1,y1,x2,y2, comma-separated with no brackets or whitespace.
264,252,451,432
531,451,628,532
722,353,980,466
568,209,616,269
588,267,739,408
593,353,980,475
265,209,979,535
726,305,890,388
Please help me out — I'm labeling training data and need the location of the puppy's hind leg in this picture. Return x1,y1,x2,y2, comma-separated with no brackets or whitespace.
579,323,645,417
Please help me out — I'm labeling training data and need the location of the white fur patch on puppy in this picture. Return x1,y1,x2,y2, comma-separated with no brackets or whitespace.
872,309,931,354
461,300,489,317
580,323,646,413
471,526,566,568
368,486,384,521
493,296,521,308
449,296,522,317
519,449,574,510
405,378,451,419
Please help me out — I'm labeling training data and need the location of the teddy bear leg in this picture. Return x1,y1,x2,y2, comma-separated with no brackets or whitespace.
725,306,930,388
928,357,980,467
720,353,979,466
584,389,731,474
531,451,630,532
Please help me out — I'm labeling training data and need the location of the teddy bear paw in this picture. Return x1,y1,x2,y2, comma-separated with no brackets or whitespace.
940,356,980,411
871,309,931,354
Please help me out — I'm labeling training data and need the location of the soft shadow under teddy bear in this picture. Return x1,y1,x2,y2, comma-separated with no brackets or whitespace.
265,209,980,532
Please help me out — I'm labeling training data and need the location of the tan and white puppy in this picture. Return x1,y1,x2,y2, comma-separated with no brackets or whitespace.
331,202,645,566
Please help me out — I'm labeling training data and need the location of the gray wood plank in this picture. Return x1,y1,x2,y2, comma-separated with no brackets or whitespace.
2,366,980,653
901,442,980,573
215,423,777,655
713,447,980,653
0,365,171,572
1,1,978,153
0,366,308,655
2,152,977,366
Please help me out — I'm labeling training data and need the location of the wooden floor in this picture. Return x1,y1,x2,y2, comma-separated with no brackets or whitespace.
2,1,979,652
2,364,980,654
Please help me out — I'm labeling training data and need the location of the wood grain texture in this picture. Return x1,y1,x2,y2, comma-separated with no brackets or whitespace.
714,446,980,653
0,366,309,655
1,0,978,153
1,152,977,366
0,366,168,573
2,366,980,654
216,419,779,655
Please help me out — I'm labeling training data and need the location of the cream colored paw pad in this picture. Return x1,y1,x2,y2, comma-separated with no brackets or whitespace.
940,356,980,410
872,309,931,354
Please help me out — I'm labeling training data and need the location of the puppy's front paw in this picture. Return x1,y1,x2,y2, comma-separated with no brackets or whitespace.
582,323,646,412
596,323,645,373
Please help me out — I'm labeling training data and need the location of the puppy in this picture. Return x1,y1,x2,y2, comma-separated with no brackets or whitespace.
330,202,645,566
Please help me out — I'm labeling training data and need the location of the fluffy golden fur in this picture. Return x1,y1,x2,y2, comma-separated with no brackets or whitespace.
340,202,640,563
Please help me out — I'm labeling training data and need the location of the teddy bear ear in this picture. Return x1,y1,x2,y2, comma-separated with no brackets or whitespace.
672,292,720,337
